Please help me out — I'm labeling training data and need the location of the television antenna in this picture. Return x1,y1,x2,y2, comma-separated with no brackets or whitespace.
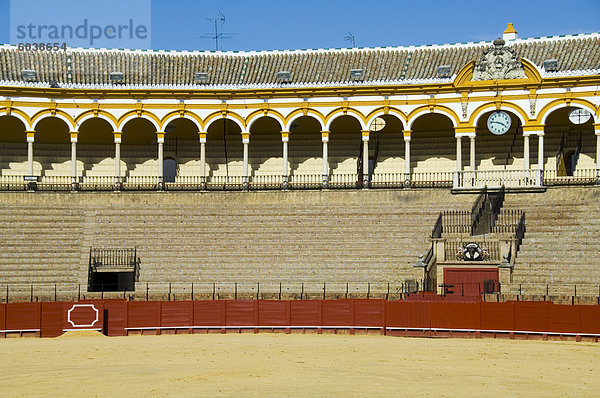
344,32,356,48
200,12,237,51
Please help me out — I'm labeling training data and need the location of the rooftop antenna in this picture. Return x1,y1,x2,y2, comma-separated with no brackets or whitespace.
200,11,237,51
344,32,356,48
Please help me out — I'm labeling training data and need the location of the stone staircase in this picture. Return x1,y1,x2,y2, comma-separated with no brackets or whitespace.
502,187,600,291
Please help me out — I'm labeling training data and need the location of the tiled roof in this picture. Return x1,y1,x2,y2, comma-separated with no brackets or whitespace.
0,33,598,89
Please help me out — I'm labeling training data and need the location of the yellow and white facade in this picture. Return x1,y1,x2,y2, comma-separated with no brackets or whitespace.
0,25,599,190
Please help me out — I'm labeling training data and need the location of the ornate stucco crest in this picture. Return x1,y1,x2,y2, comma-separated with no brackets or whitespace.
472,38,527,81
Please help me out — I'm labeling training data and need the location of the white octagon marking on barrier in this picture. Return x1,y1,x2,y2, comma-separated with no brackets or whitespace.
67,304,99,328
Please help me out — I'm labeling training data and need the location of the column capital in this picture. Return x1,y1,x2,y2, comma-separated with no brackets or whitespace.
455,132,475,138
403,130,412,141
454,126,476,135
157,131,165,143
199,132,207,143
361,130,370,141
113,131,122,143
321,131,330,142
26,130,35,142
242,132,250,143
70,131,78,143
594,123,600,134
281,131,290,142
523,124,545,133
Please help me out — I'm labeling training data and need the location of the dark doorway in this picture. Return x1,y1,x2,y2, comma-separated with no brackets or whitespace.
164,158,177,182
89,271,135,292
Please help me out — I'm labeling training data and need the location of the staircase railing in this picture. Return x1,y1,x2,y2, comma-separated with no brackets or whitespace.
470,188,489,235
514,212,526,253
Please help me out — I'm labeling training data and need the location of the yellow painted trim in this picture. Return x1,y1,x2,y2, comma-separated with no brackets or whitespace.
30,108,76,128
202,110,246,131
365,106,408,125
117,110,161,130
284,108,326,129
504,23,517,34
74,109,119,128
245,108,286,130
324,107,367,127
160,110,203,130
0,107,32,127
537,98,599,124
468,101,529,126
407,104,461,127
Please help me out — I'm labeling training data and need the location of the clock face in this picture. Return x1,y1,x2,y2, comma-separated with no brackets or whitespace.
568,108,591,125
487,111,511,135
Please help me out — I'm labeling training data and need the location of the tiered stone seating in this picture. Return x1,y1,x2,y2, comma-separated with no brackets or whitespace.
0,190,470,296
503,187,600,292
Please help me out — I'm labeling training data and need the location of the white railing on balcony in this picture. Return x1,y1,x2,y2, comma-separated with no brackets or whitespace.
1,168,598,191
288,174,323,188
454,169,542,189
0,175,25,184
543,169,598,185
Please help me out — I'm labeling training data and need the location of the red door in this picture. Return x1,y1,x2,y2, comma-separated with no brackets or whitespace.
443,268,499,296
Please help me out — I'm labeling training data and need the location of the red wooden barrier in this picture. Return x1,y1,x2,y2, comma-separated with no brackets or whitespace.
0,303,5,331
193,300,225,326
5,303,40,332
2,299,600,339
104,300,127,336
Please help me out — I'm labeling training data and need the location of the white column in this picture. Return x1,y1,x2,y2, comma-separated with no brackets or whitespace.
26,132,34,176
114,133,121,182
282,132,289,187
469,135,476,171
455,136,462,188
595,126,600,174
322,131,329,186
70,133,77,181
456,136,462,172
361,131,369,186
537,132,544,186
403,130,411,182
157,133,164,180
242,133,249,186
538,133,544,171
199,132,206,179
523,134,530,170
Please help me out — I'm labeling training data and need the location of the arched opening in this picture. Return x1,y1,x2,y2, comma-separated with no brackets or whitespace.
163,158,177,183
0,115,27,178
544,107,595,179
371,114,404,184
248,116,283,183
411,113,455,183
34,117,70,180
121,118,157,179
78,118,118,180
288,116,322,184
329,115,363,186
205,119,242,183
163,118,200,180
475,111,523,171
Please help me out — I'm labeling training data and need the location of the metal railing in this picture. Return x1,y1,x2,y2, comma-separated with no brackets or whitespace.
0,281,424,302
455,169,542,189
491,209,524,234
543,168,598,186
2,169,598,192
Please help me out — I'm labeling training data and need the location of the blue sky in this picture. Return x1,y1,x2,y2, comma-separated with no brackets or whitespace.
1,0,599,51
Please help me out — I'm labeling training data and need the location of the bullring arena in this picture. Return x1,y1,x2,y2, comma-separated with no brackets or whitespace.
1,23,600,395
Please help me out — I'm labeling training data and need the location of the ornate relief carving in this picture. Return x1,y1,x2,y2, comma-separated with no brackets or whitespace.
473,38,527,81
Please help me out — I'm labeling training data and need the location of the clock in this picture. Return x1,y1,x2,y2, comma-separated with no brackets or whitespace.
568,108,591,125
487,111,511,135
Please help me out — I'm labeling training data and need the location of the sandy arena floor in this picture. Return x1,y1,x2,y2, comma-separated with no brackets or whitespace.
0,332,599,397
